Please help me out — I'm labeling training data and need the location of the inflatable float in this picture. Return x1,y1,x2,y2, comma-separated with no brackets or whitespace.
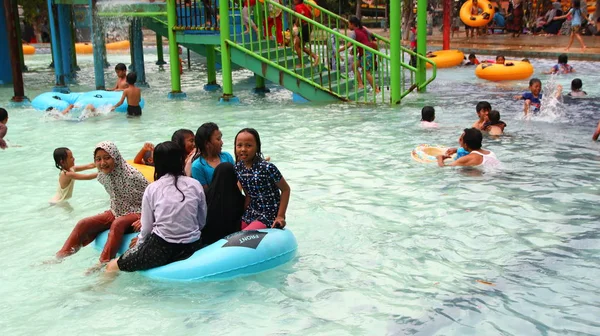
75,40,130,54
475,61,534,81
93,228,298,281
460,0,494,27
411,144,456,163
426,50,464,69
126,160,155,182
31,90,145,113
22,45,35,55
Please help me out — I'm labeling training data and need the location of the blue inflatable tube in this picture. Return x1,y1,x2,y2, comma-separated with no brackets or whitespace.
93,229,298,281
31,90,145,113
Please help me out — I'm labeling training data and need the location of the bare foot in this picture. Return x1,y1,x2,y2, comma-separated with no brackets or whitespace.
242,30,249,34
564,48,570,51
375,87,381,94
312,55,319,65
581,46,587,51
357,85,364,89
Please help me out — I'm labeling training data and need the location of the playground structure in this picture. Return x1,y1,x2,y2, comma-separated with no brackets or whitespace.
0,0,448,104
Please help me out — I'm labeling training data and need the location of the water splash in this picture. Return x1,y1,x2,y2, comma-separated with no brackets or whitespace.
42,106,113,122
522,75,566,123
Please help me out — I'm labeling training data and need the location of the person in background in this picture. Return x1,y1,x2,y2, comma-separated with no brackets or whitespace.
568,78,587,97
0,108,8,150
133,142,155,166
107,63,128,91
506,0,524,37
112,72,142,117
552,0,587,51
420,106,438,128
473,101,492,130
483,110,507,136
545,53,574,74
464,53,480,66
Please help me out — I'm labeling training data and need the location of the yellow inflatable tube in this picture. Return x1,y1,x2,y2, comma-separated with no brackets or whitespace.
127,160,155,182
460,0,494,28
22,45,35,55
475,61,534,82
426,50,464,69
75,40,130,54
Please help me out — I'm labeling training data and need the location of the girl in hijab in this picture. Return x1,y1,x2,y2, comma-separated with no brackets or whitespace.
202,162,245,245
106,141,206,274
56,141,148,268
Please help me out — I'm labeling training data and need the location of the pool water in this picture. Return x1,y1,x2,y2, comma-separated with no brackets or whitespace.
1,49,599,335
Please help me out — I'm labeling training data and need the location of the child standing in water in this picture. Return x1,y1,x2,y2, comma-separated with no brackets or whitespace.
108,63,128,91
420,106,438,128
50,148,98,204
112,72,142,117
0,108,8,150
235,128,290,230
514,78,562,115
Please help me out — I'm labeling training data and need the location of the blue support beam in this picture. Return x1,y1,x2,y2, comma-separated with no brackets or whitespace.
131,18,148,87
89,0,105,89
47,0,68,92
0,2,12,84
57,4,75,81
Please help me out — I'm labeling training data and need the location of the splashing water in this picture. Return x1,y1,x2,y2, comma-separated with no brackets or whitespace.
42,105,113,122
526,75,566,123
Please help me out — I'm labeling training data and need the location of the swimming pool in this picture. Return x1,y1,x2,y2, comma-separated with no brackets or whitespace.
1,49,599,335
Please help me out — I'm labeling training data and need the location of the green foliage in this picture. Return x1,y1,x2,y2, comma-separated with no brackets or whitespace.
17,0,48,24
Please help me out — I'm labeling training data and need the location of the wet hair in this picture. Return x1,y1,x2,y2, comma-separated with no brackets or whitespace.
53,147,70,170
126,72,137,85
476,101,492,113
558,53,568,64
153,141,186,201
349,16,363,29
468,53,476,60
488,110,501,123
462,128,483,150
421,106,435,122
171,129,195,155
0,108,7,121
529,78,542,87
496,55,505,62
115,63,126,71
521,58,530,63
571,78,583,91
234,128,264,163
194,122,220,161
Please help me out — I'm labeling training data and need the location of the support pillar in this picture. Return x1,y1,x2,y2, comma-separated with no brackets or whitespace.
166,0,185,99
204,45,221,91
89,0,105,89
389,0,401,104
442,0,451,50
155,32,166,65
0,1,13,84
11,0,27,73
3,0,27,103
252,74,270,94
218,0,238,103
70,10,80,71
131,18,149,87
57,4,75,82
47,0,68,92
416,0,427,92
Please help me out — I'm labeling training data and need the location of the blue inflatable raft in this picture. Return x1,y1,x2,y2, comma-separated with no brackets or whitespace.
93,229,298,281
31,90,145,113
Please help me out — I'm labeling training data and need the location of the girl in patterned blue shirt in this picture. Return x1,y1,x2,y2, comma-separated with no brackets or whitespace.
234,128,291,230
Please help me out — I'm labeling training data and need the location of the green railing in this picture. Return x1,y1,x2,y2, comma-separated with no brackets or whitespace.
303,0,436,93
226,0,434,103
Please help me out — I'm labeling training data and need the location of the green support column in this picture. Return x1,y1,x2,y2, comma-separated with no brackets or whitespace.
204,45,221,91
389,0,401,104
416,0,427,92
167,0,185,99
218,0,238,103
156,32,166,65
253,74,269,94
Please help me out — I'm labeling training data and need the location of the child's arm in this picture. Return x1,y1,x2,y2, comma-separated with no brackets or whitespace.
133,142,153,165
61,104,75,115
593,121,600,141
437,154,477,167
273,177,290,228
111,89,128,110
73,163,96,172
555,84,563,98
64,171,98,180
523,99,531,115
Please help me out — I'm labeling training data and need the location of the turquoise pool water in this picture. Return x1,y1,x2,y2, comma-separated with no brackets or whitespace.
1,49,599,335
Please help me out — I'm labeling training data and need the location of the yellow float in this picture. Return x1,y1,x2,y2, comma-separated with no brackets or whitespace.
426,50,464,69
411,145,456,164
588,5,596,14
127,160,155,182
475,61,534,81
460,0,494,27
75,40,130,54
22,45,35,55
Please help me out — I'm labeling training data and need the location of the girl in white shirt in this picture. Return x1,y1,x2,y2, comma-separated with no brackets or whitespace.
106,141,207,274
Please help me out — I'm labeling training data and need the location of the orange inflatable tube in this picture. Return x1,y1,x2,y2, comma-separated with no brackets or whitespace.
22,45,35,55
460,0,495,28
75,40,130,54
